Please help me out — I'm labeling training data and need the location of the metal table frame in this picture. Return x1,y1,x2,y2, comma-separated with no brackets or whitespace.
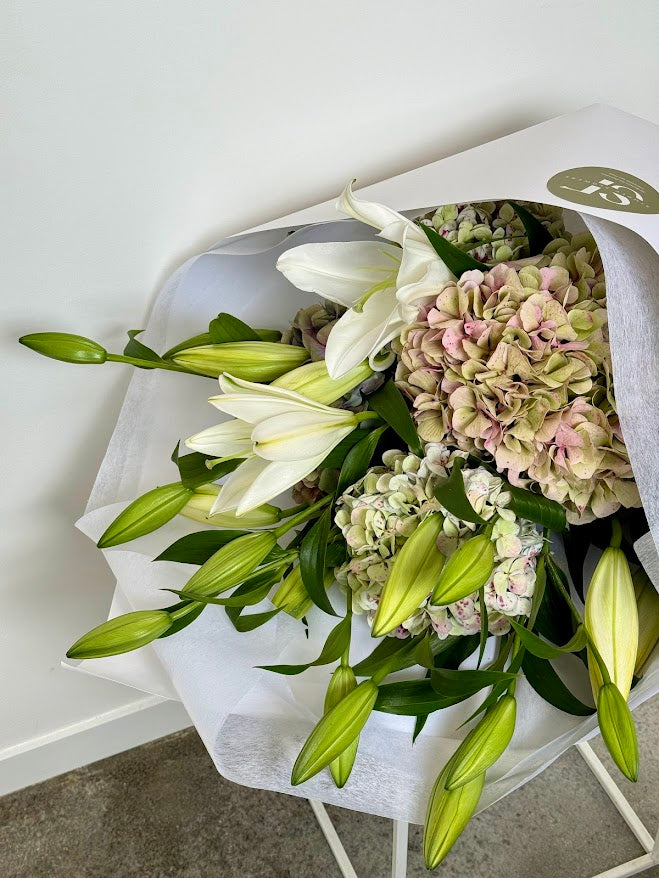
309,741,658,878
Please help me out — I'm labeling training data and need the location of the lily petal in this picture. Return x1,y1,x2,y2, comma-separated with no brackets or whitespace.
253,410,355,461
325,286,402,379
276,240,400,307
185,419,253,457
337,180,415,246
235,454,330,516
211,455,270,514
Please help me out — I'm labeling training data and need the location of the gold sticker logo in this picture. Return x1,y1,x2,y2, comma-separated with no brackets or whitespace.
547,167,659,214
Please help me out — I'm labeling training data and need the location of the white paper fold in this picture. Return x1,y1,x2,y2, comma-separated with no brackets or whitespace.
72,105,658,824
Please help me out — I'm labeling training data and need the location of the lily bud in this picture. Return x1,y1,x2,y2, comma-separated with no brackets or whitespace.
182,530,276,597
272,360,373,405
324,665,359,788
431,533,495,606
445,694,516,790
371,513,445,637
291,680,378,785
98,482,193,548
585,543,638,700
19,332,107,364
180,484,280,529
170,342,309,380
423,758,485,870
597,683,639,782
66,610,173,659
633,568,659,676
271,566,332,619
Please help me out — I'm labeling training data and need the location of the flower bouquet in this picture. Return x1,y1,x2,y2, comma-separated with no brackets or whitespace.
20,109,659,869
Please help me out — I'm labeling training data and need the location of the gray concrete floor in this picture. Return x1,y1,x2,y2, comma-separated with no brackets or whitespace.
1,699,657,878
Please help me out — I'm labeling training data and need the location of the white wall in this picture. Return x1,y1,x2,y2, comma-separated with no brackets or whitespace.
3,0,658,793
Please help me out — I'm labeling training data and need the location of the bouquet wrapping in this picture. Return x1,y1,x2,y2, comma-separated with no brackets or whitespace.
25,105,658,863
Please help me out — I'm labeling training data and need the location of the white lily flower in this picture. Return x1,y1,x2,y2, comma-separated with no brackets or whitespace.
185,374,365,515
276,181,454,378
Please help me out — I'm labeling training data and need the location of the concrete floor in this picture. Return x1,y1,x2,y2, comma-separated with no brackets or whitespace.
1,700,657,878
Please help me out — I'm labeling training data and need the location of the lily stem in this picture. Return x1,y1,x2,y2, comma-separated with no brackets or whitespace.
273,495,332,539
106,353,199,375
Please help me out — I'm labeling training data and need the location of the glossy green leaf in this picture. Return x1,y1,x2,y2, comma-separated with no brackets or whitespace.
507,483,566,531
419,223,488,273
431,667,517,699
164,580,273,608
123,330,164,367
537,555,577,646
367,381,423,457
208,312,260,343
259,613,351,675
299,508,337,616
507,201,553,254
528,552,547,629
509,619,587,659
154,530,251,564
374,679,462,715
98,483,193,549
170,442,241,489
158,601,205,638
433,458,485,526
336,427,386,496
521,652,595,716
318,430,369,469
230,608,281,632
353,635,421,678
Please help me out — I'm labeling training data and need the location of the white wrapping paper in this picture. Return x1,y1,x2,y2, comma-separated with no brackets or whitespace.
71,105,658,824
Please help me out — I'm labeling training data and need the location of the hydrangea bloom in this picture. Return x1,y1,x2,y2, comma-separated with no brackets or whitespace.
418,200,565,264
334,444,543,639
396,234,640,522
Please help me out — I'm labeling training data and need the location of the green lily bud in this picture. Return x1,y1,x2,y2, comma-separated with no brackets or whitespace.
170,342,309,380
291,680,378,785
271,565,332,619
585,542,638,700
372,513,445,637
324,665,359,788
431,533,495,606
182,530,276,597
423,758,485,870
180,484,281,529
272,360,373,405
445,694,516,790
597,683,639,782
633,568,659,676
66,610,173,659
98,482,193,548
19,332,107,364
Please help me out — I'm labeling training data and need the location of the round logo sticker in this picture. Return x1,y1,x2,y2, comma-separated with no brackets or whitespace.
547,166,659,214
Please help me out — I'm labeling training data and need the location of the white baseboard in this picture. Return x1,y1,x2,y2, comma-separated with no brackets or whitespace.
0,696,191,797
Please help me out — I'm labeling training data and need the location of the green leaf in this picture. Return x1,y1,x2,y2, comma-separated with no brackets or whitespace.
353,635,421,677
259,613,352,674
231,608,281,631
431,667,517,699
521,652,595,716
208,312,260,343
374,680,462,715
123,330,164,367
164,580,273,608
507,483,567,532
299,508,337,616
367,381,423,457
162,332,213,360
419,223,488,273
170,442,241,489
433,458,485,525
97,482,193,549
507,201,552,254
320,430,369,469
336,426,386,496
413,707,429,741
537,555,577,646
158,601,205,638
433,634,481,670
528,552,547,629
510,619,587,659
155,530,250,565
